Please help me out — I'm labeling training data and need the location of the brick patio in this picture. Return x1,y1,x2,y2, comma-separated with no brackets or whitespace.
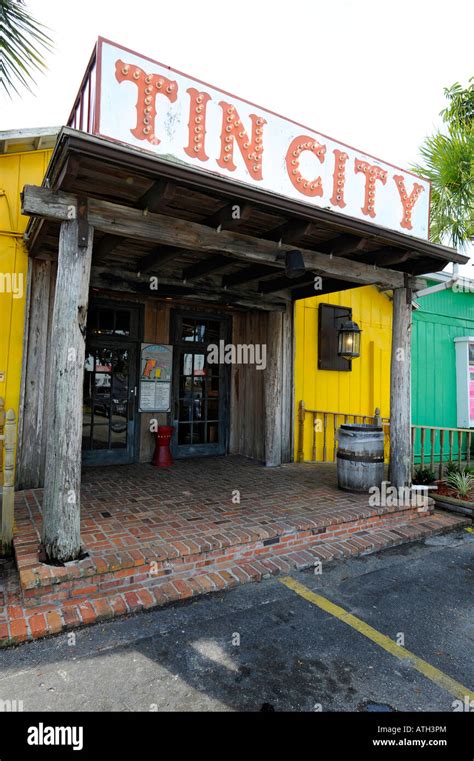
0,456,468,646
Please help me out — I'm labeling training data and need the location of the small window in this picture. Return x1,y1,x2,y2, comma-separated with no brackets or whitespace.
318,304,352,371
179,318,221,344
87,303,139,339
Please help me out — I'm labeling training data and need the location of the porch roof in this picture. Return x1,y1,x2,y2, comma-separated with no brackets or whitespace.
24,127,468,310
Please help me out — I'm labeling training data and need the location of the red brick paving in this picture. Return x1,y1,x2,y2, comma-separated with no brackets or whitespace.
0,457,469,647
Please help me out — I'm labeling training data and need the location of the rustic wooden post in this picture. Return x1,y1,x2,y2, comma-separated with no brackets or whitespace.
280,303,293,463
42,212,93,562
390,286,412,488
16,258,55,489
264,311,283,467
1,408,17,555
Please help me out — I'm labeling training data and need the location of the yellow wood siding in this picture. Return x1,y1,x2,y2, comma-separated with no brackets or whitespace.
294,285,392,461
0,149,52,417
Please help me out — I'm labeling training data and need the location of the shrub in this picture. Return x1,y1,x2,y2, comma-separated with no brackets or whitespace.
446,471,474,498
413,467,436,485
445,461,462,476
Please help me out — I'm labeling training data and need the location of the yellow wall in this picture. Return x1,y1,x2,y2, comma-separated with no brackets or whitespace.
294,285,392,461
0,149,52,418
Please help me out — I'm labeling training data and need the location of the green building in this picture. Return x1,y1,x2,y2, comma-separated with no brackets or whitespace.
412,270,474,465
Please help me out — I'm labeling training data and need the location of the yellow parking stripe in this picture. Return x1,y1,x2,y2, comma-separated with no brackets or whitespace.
280,576,474,703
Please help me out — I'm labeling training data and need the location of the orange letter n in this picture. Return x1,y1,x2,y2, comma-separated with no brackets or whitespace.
216,101,266,181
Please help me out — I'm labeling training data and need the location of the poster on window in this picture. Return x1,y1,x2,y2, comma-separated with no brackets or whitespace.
139,344,173,412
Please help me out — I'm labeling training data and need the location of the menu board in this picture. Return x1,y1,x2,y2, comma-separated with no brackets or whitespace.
139,344,173,412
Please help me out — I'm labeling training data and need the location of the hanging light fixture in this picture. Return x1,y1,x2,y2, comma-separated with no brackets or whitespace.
337,318,362,359
285,249,306,279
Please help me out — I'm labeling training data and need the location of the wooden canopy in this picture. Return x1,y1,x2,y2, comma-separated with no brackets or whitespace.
20,126,466,562
23,127,468,312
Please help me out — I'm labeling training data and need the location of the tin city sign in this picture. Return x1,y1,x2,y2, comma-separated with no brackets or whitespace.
80,38,430,239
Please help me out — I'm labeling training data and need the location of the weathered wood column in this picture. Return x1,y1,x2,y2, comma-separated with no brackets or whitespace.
390,286,412,488
16,258,56,490
264,310,283,467
42,216,93,562
280,303,293,464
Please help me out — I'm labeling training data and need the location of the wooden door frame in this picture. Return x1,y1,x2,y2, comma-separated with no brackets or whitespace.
82,298,144,467
170,308,232,458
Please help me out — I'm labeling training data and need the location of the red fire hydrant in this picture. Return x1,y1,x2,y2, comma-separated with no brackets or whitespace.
152,425,174,467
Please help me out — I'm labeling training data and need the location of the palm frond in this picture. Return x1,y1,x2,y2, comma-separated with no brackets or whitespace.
412,130,474,250
0,0,53,97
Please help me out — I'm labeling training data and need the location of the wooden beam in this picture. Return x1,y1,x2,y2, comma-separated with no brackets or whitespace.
371,249,412,267
389,286,412,488
94,179,177,263
291,279,358,300
42,218,94,562
258,273,315,294
137,245,181,273
202,202,251,230
94,234,124,263
182,254,232,281
264,311,283,467
22,186,412,290
265,220,313,243
140,178,176,212
55,155,80,192
223,264,279,287
317,233,372,256
141,202,251,276
90,266,287,311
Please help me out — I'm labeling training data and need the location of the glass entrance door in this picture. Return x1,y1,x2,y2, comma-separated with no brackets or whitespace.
171,313,230,457
82,303,140,466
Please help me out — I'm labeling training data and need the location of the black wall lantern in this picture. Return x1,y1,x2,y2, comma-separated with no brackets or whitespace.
337,317,362,360
285,249,306,279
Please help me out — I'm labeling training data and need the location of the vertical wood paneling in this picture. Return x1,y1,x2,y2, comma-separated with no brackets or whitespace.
229,311,267,461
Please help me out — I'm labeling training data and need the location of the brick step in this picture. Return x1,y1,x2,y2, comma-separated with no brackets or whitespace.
18,503,433,607
1,510,468,647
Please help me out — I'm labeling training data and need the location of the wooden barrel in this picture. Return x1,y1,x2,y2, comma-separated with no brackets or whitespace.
336,424,384,493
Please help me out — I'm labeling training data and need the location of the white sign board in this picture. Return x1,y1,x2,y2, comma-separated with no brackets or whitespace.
91,38,430,240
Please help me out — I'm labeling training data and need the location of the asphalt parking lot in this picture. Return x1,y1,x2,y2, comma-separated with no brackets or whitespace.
0,527,473,712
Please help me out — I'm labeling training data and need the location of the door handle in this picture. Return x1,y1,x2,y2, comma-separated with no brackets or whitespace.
128,386,137,421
